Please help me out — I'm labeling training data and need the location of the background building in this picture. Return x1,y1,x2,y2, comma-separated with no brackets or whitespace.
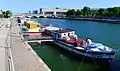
29,11,31,14
0,9,3,14
39,8,69,16
32,10,38,14
32,8,81,17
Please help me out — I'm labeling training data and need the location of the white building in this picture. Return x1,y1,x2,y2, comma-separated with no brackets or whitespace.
0,10,3,14
39,8,81,16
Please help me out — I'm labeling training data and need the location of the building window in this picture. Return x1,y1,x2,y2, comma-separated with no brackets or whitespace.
45,12,54,14
33,10,38,14
56,12,66,15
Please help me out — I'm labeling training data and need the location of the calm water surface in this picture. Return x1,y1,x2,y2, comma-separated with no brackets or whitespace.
29,18,120,71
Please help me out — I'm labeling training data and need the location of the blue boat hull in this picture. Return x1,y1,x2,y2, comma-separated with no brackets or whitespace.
53,40,115,63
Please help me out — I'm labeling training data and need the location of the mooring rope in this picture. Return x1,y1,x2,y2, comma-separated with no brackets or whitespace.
91,57,99,68
77,56,85,71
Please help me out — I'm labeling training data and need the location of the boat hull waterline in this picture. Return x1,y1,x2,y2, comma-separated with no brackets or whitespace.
53,40,115,62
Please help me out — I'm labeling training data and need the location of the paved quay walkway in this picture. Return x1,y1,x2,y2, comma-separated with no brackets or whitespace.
0,18,10,71
11,18,51,71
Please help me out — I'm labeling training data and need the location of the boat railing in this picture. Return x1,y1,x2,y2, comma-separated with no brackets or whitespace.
26,36,53,41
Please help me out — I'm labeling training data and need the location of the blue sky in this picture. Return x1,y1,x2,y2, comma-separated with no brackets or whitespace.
0,0,120,13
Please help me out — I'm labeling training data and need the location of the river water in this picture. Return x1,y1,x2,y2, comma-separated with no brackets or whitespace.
29,18,120,71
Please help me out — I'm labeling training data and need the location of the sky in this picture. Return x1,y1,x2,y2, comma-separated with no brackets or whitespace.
0,0,120,13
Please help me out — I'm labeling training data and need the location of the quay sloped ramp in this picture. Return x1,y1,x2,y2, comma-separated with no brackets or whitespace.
11,18,51,71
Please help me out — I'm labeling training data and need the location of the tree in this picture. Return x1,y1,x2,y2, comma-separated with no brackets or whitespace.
70,9,76,16
83,6,91,16
98,8,105,16
66,9,76,16
90,10,98,16
66,10,71,16
3,10,12,18
119,12,120,16
6,10,12,17
107,8,114,16
112,7,120,17
66,6,120,17
103,10,109,16
106,7,120,17
75,10,82,16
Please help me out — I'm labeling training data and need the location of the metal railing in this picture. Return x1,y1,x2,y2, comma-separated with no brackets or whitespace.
26,36,53,41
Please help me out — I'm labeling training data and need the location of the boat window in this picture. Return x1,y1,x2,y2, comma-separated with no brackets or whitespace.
68,33,70,36
58,34,61,38
37,25,39,27
71,32,73,34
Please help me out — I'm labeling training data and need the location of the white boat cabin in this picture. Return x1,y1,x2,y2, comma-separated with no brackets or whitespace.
53,29,76,40
44,26,77,40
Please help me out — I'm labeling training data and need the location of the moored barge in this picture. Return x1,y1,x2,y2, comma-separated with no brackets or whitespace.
43,25,115,62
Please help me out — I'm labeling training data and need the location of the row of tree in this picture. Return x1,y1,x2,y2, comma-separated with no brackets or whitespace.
66,6,120,17
0,10,12,18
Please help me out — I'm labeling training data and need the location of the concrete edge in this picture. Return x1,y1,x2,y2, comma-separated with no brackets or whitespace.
16,19,51,71
24,41,51,71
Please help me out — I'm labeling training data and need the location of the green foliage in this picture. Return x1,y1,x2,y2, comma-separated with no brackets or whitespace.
90,10,98,16
106,7,120,17
83,6,91,16
66,6,120,17
75,10,82,16
66,9,76,16
2,10,12,18
112,7,120,17
98,8,105,16
66,10,70,16
119,12,120,16
107,8,113,16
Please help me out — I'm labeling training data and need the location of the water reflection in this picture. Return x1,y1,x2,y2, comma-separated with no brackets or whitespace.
29,42,113,71
28,18,120,71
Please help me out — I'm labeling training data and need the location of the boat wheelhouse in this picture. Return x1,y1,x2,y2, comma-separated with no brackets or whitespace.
24,21,41,32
